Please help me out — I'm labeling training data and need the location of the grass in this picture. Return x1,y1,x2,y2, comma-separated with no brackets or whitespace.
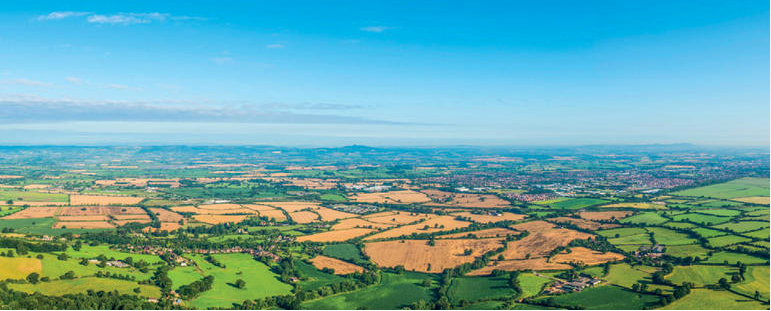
664,244,710,259
665,265,737,287
301,272,438,310
660,288,767,310
66,244,164,264
0,218,112,235
189,253,293,309
0,257,42,280
168,265,204,289
696,209,742,217
447,275,515,304
518,273,551,298
707,235,752,247
671,213,730,225
544,198,608,210
690,227,728,238
542,285,660,309
620,212,668,225
704,251,768,265
711,221,769,233
320,194,347,202
605,264,657,288
0,190,68,202
596,227,647,238
647,227,698,245
743,228,769,239
37,253,156,281
294,260,346,291
672,177,769,199
458,300,505,310
662,222,697,229
8,276,162,298
322,243,367,264
608,233,652,245
733,266,770,300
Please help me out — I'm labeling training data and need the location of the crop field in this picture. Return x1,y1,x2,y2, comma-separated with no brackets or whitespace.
363,211,434,225
2,206,58,219
296,228,375,242
294,260,346,291
607,233,652,245
322,243,368,264
189,253,293,309
315,207,356,221
604,263,658,288
711,221,769,233
731,196,770,205
596,227,646,238
302,272,438,310
579,211,633,221
620,212,668,225
192,214,248,224
69,194,144,205
363,216,471,240
54,221,116,228
364,238,503,273
447,276,515,304
423,190,511,208
467,258,571,275
600,202,666,209
542,285,661,310
0,257,42,280
349,190,432,204
518,273,552,297
149,208,183,222
666,265,737,286
540,198,608,210
660,288,768,310
439,227,519,239
707,235,752,247
734,266,770,300
0,190,69,203
287,211,320,223
551,247,624,265
331,218,394,230
647,227,698,245
548,216,618,230
500,221,593,259
673,177,769,199
265,201,320,212
310,255,363,275
451,211,526,223
59,206,147,216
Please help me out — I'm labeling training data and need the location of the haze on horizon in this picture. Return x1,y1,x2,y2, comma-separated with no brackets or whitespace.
0,1,768,147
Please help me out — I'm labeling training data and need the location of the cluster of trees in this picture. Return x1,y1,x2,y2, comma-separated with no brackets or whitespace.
204,255,226,268
177,275,214,299
0,283,176,309
94,271,136,281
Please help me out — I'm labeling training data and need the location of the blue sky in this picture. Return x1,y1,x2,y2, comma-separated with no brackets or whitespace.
0,0,768,146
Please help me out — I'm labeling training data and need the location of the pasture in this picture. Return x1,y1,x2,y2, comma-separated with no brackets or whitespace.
301,272,438,310
322,243,368,264
447,275,515,304
542,285,660,309
673,177,769,199
665,265,736,287
620,212,668,225
660,289,767,310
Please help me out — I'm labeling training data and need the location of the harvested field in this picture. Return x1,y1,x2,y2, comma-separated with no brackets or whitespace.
243,204,279,211
3,206,58,219
331,218,394,230
193,214,247,224
266,201,320,212
297,228,375,242
111,214,151,220
59,206,146,216
57,215,109,221
258,209,287,221
0,201,67,207
579,211,633,221
363,216,472,241
197,203,243,210
171,205,257,215
349,190,431,204
467,259,571,275
149,208,183,222
732,196,770,205
364,238,503,273
159,222,182,231
315,207,356,221
423,190,510,208
439,228,519,239
548,217,619,230
69,195,144,206
500,221,594,259
309,255,364,275
114,219,152,226
363,211,434,225
551,247,624,265
53,221,115,229
451,211,526,223
288,211,320,224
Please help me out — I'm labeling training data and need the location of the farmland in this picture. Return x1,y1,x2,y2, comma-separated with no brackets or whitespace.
0,146,766,310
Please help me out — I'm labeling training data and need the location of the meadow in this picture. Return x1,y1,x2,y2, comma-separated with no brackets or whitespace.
301,272,438,310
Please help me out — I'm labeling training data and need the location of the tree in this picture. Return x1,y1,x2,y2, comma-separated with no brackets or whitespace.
26,272,40,284
133,287,141,293
718,278,730,290
235,279,246,289
422,279,432,287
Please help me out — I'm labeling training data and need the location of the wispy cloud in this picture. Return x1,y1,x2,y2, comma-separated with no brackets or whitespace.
37,11,203,25
266,44,284,49
211,57,234,64
0,93,399,125
65,76,83,84
37,11,90,21
105,83,142,91
0,79,53,88
360,26,395,33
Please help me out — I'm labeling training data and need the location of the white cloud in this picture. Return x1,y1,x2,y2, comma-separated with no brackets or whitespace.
266,44,284,49
65,77,83,84
0,79,53,87
105,83,142,91
211,57,234,64
360,26,395,33
37,11,90,21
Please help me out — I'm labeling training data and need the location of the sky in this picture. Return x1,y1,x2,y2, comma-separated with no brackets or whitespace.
0,0,768,146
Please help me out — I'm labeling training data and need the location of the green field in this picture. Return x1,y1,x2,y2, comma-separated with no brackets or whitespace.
0,190,69,202
671,213,730,225
620,212,668,225
597,227,647,238
0,218,113,235
743,228,770,239
648,227,698,245
518,273,551,298
660,288,767,310
711,221,769,233
302,272,438,310
733,266,770,300
673,178,770,199
295,260,346,291
447,276,515,304
663,222,698,229
458,300,505,310
608,233,652,245
542,285,660,309
707,235,752,247
189,253,293,309
664,244,710,259
696,209,742,217
322,243,368,264
704,251,768,265
605,264,657,288
168,265,204,289
690,227,728,238
543,198,609,210
666,265,737,287
9,276,161,298
320,194,347,202
66,244,164,264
